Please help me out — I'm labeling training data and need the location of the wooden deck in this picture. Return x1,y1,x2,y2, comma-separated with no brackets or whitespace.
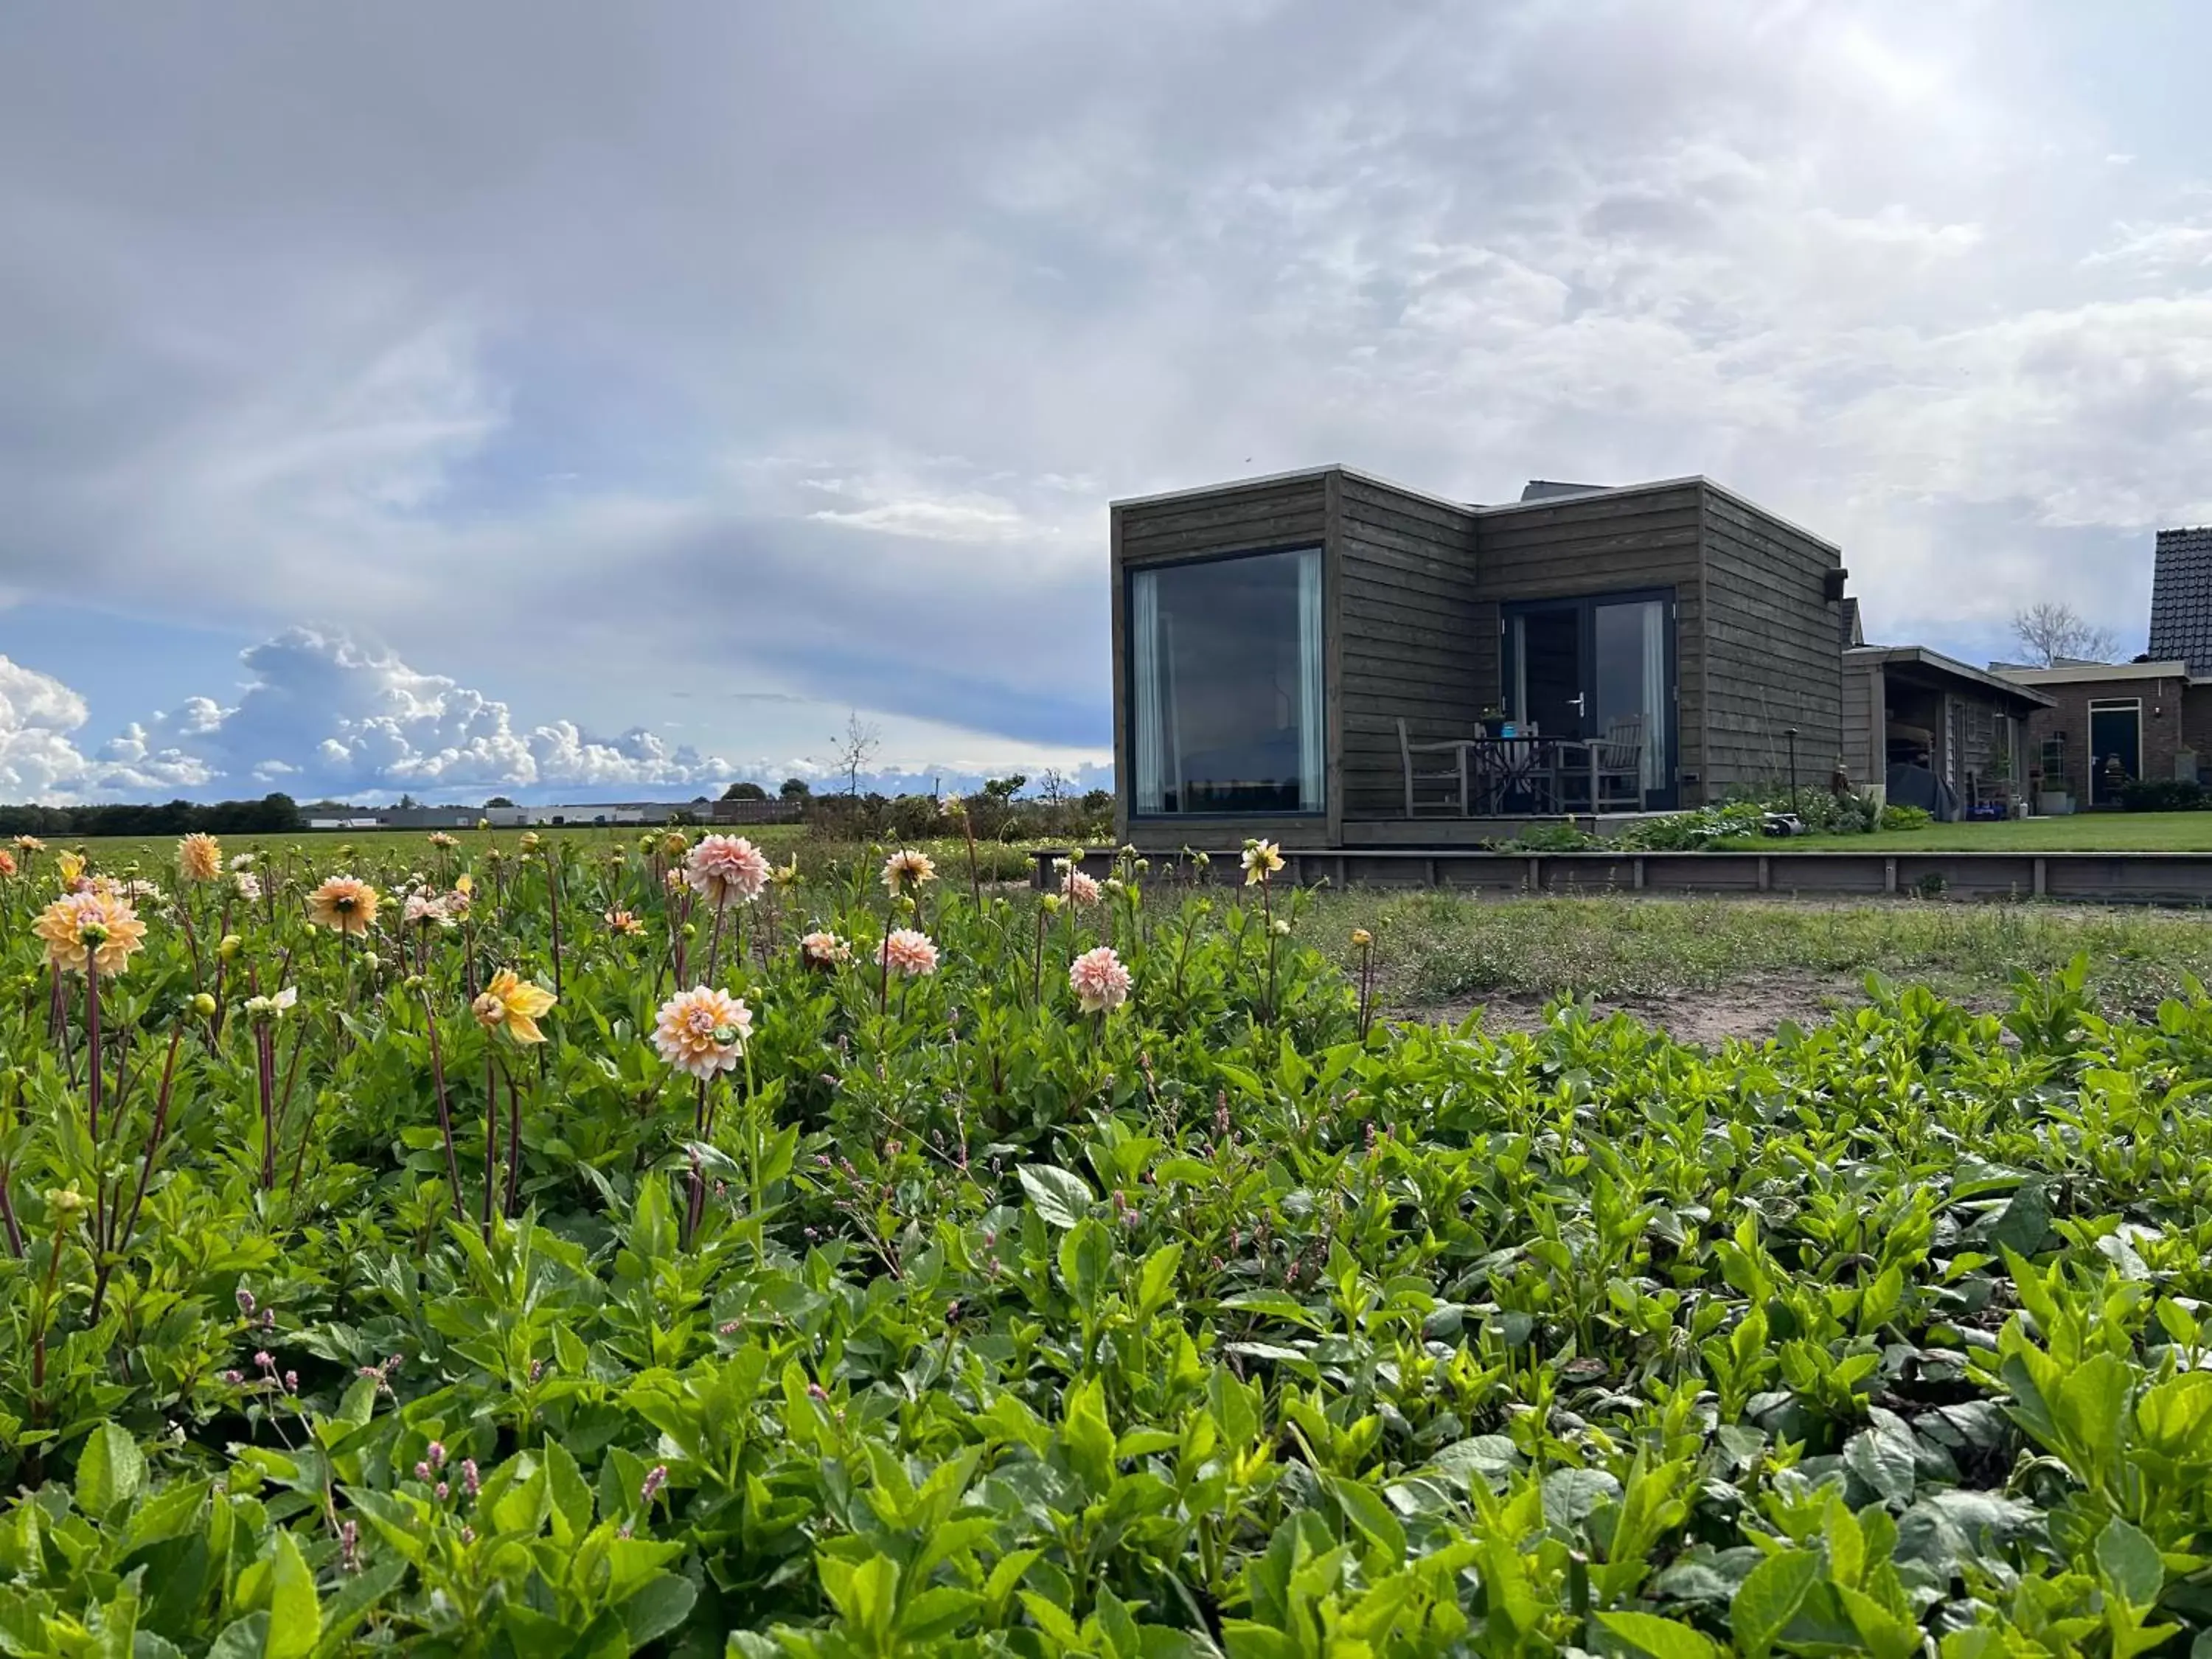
1039,846,2212,906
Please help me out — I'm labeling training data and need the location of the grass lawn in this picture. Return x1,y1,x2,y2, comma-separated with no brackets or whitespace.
1321,888,2212,1029
1774,810,2212,852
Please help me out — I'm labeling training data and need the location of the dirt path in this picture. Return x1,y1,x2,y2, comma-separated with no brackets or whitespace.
1411,969,2003,1045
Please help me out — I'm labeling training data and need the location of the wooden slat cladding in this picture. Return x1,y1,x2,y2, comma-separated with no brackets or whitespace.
1700,493,1843,796
1337,475,1482,817
1843,660,1882,785
1467,483,1708,795
1117,476,1329,566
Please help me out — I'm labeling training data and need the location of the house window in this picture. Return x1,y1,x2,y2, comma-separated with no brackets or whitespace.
1129,546,1324,815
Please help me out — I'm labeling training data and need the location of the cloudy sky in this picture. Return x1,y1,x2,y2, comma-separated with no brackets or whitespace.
3,2,2208,801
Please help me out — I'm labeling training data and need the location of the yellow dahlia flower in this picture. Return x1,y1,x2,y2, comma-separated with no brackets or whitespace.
471,968,556,1044
1241,840,1285,886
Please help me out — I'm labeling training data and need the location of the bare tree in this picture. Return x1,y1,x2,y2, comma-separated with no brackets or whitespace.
1037,767,1070,805
2011,602,2118,667
828,710,882,797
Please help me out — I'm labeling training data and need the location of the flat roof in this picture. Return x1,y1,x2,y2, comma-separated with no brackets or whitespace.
1992,661,2193,688
1109,464,1472,517
1110,465,1842,554
1847,644,2055,708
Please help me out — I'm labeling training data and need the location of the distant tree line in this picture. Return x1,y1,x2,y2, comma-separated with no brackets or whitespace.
0,793,303,838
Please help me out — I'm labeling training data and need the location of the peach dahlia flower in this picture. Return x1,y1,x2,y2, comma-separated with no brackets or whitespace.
685,835,772,906
877,928,939,978
177,832,223,883
307,876,380,935
1068,946,1133,1014
651,985,754,1079
800,929,850,967
32,890,147,977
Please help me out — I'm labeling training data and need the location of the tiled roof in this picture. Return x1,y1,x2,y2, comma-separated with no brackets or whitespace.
2148,526,2212,677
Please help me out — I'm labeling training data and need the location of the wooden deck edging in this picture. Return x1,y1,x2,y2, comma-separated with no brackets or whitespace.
1033,848,2212,908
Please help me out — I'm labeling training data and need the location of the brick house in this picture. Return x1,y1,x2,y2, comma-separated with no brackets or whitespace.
1993,661,2200,808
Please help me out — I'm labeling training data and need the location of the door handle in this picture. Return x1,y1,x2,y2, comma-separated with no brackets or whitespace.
1568,694,1587,716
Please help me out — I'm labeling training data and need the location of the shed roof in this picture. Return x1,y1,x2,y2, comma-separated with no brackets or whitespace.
1847,644,2055,709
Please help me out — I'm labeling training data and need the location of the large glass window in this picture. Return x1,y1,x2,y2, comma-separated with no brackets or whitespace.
1130,546,1324,815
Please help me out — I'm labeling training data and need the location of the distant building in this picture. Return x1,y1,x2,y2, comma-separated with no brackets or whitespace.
296,795,803,830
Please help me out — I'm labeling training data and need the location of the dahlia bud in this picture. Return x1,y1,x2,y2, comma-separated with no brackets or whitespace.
191,992,218,1018
218,934,243,959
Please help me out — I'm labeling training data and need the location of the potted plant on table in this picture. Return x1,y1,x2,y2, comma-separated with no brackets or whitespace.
1479,703,1506,737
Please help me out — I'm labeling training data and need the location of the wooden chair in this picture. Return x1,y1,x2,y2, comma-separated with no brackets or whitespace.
1397,718,1469,816
1557,714,1648,813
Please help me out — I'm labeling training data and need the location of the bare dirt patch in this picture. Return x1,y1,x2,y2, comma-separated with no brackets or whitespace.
1411,970,1900,1045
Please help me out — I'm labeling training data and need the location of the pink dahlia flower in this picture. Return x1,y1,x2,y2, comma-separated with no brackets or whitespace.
685,835,772,907
651,985,754,1079
1060,869,1102,907
877,928,939,978
1068,946,1133,1014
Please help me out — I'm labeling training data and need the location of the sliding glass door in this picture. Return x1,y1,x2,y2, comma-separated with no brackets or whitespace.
1505,589,1675,808
1128,546,1324,817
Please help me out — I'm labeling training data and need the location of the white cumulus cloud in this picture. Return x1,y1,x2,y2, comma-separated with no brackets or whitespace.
0,655,99,799
3,627,740,804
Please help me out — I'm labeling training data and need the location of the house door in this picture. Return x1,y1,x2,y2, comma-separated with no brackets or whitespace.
2087,699,2141,807
1506,591,1677,808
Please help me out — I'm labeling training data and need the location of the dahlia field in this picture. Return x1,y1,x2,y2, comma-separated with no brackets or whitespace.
3,829,2212,1656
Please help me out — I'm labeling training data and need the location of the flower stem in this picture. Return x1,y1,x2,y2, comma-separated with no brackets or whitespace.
421,991,465,1220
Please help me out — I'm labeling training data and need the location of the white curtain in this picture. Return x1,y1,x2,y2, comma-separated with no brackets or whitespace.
1131,571,1166,813
1296,548,1324,812
1641,600,1668,795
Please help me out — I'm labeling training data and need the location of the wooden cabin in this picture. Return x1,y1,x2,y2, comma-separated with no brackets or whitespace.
1110,465,1850,849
